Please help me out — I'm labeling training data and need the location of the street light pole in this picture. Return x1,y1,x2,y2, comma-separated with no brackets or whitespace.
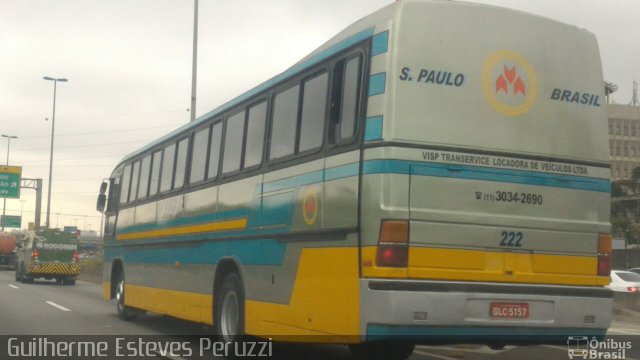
2,135,17,165
190,0,198,122
1,134,18,232
19,200,26,229
43,76,68,229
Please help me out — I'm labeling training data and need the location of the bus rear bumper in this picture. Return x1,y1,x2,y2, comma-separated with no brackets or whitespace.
360,279,612,344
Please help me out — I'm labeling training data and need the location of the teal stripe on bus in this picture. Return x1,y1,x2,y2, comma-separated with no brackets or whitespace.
364,116,384,141
371,31,389,56
363,159,610,193
368,73,386,96
367,325,606,340
116,208,249,235
262,163,359,193
113,158,608,239
105,238,286,266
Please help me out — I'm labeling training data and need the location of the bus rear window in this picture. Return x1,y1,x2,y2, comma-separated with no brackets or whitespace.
339,56,361,140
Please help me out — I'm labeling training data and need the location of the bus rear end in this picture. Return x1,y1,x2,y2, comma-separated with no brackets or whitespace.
359,0,611,344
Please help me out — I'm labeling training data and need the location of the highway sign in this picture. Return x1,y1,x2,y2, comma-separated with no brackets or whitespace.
0,215,21,228
0,165,21,199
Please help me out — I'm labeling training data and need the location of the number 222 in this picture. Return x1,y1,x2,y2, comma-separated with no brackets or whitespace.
500,231,523,247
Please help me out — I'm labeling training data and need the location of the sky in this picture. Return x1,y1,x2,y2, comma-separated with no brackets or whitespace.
0,0,638,234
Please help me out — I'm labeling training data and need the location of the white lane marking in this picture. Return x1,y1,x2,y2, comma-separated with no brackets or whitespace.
609,328,640,335
8,284,18,289
414,350,463,360
542,345,568,351
418,345,512,354
153,352,190,360
45,301,71,312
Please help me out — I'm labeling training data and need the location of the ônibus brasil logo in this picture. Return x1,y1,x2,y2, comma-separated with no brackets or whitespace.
482,50,537,116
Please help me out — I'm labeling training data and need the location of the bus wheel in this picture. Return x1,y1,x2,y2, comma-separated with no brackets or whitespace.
115,273,137,321
349,341,415,360
63,277,76,286
215,273,245,342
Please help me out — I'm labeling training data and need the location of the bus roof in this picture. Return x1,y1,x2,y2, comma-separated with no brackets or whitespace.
116,3,396,167
116,0,594,167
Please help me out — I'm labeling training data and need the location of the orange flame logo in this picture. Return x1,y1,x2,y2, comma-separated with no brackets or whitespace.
495,65,526,96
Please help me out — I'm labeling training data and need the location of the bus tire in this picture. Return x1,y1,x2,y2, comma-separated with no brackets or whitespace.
63,277,76,286
349,341,415,360
215,273,245,343
115,271,137,321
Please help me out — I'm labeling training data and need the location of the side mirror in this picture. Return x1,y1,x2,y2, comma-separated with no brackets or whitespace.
99,181,108,195
96,194,106,212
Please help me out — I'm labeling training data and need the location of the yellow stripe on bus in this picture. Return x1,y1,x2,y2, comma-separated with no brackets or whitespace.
125,283,213,324
361,246,609,286
117,218,248,241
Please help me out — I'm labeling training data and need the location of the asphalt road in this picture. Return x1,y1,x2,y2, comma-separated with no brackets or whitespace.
1,269,639,360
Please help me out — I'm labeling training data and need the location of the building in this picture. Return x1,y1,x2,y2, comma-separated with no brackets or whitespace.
608,104,640,180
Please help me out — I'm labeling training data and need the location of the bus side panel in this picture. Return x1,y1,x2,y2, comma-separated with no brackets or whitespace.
243,152,361,340
125,264,214,323
245,244,360,341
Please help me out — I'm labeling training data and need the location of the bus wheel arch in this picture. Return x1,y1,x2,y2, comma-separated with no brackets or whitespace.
111,259,138,321
213,258,245,341
110,260,124,300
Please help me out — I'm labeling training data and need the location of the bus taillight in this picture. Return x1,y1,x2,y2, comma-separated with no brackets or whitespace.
376,220,409,267
73,250,79,263
31,249,39,261
597,234,612,276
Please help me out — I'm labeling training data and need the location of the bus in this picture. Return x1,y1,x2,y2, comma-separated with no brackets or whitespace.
96,1,612,358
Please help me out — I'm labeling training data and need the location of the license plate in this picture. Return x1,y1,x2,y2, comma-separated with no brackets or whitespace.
489,302,529,319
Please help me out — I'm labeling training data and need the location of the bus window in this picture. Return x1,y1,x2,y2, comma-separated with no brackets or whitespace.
174,137,189,189
129,160,140,201
244,101,267,168
339,56,361,140
299,72,328,152
223,112,245,174
159,143,176,193
119,164,131,204
190,127,210,184
137,155,151,199
207,122,222,179
148,150,161,197
270,85,300,160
